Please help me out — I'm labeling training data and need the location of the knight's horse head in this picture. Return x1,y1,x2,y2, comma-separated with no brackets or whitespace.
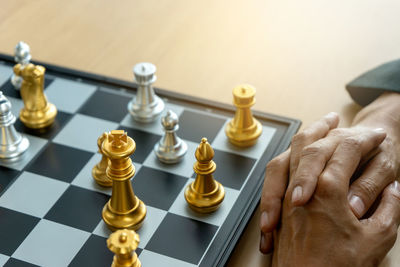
13,63,45,84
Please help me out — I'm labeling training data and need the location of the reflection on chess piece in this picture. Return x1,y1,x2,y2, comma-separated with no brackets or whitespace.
92,132,112,187
14,63,57,129
185,138,225,213
154,110,187,164
107,229,141,267
0,92,29,159
102,130,146,231
11,41,31,90
127,62,164,122
225,84,262,147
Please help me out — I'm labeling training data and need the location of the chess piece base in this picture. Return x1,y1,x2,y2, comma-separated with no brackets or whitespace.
111,255,141,267
154,139,187,164
0,135,29,159
184,181,225,213
127,95,164,123
102,198,147,231
225,118,262,147
19,103,57,129
92,166,112,187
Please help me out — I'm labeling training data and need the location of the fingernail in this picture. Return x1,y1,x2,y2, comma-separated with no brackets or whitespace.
260,211,269,231
390,181,400,197
349,195,365,217
325,112,338,120
373,128,386,134
292,186,303,204
260,232,266,252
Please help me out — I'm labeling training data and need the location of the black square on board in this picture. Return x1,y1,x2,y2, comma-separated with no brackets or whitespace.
4,258,39,267
14,111,72,140
177,110,226,143
0,76,54,99
210,149,256,190
69,235,113,267
119,127,161,163
146,213,218,264
0,207,40,256
26,143,93,183
79,89,131,122
133,167,188,210
45,185,109,232
0,166,20,196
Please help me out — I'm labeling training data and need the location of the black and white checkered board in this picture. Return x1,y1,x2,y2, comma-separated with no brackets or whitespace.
0,54,300,267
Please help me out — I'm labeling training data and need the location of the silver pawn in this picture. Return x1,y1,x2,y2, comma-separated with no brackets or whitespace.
11,41,31,90
154,110,187,164
127,62,164,122
0,92,29,159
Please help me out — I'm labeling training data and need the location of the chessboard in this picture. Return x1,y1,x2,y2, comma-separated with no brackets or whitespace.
0,53,300,267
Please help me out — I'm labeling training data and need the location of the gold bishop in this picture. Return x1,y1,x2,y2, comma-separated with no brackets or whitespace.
185,138,225,213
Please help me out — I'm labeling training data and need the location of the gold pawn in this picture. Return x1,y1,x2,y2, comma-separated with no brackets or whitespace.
107,229,141,267
184,138,225,213
225,84,262,147
13,63,57,129
92,132,112,187
102,130,146,231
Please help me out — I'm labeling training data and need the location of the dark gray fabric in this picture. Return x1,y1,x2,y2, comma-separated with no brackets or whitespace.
346,59,400,106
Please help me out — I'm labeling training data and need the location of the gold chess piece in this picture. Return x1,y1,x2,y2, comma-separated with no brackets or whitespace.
107,229,141,267
184,138,225,213
102,130,146,231
92,132,112,187
225,84,262,147
13,63,57,129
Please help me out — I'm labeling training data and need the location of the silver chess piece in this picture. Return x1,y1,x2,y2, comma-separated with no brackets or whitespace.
0,92,29,159
11,41,31,90
127,62,165,122
154,110,187,164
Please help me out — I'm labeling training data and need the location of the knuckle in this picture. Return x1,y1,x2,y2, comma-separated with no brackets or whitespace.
266,157,285,174
356,180,379,201
379,159,397,179
292,131,309,145
328,128,346,137
342,136,362,150
300,144,323,159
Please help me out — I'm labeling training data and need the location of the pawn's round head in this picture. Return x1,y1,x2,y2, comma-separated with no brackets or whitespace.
195,137,215,163
0,92,12,115
161,110,179,131
14,41,31,64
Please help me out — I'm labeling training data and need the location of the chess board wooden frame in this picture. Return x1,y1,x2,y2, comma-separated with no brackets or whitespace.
0,53,300,266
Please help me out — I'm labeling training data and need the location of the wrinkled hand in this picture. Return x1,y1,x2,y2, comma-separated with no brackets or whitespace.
260,103,400,253
272,159,400,266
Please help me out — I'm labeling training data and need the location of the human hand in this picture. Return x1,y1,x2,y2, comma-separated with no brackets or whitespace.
260,93,400,254
271,133,400,265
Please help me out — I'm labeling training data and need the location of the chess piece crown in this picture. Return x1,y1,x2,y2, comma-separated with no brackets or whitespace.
107,229,141,267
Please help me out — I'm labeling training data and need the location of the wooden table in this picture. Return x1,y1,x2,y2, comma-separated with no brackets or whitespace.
1,0,400,266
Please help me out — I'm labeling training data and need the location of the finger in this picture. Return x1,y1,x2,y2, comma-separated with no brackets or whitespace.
289,112,339,176
318,129,386,198
289,135,343,205
260,149,290,233
367,181,400,241
259,231,274,254
348,152,396,218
